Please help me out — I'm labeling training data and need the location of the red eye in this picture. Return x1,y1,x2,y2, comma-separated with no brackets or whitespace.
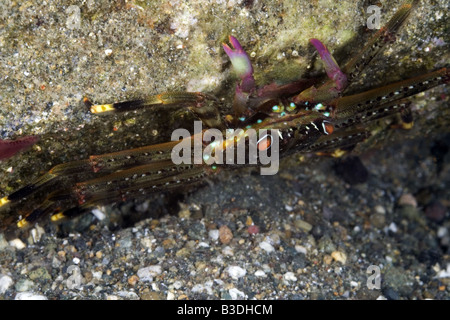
322,121,334,135
257,134,272,151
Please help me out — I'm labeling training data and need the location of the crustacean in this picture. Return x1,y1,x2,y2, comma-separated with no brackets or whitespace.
0,0,448,234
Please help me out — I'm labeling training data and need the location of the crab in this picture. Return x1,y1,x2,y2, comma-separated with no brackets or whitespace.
0,0,448,234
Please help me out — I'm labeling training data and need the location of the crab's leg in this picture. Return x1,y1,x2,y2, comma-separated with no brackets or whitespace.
305,128,371,155
20,162,211,227
86,92,226,130
73,163,210,211
342,0,418,84
333,68,448,116
0,140,182,215
295,0,418,103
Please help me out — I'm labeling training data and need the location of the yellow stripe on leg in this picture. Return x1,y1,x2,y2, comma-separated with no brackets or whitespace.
0,196,10,208
90,104,115,113
17,218,28,228
51,212,65,222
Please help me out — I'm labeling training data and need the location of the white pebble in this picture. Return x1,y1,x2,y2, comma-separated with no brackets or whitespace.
9,239,26,250
167,291,175,300
15,292,47,300
374,205,386,215
72,257,80,264
197,242,209,248
229,288,247,300
259,241,275,253
222,246,234,256
437,227,448,238
137,265,162,282
283,272,297,282
254,270,266,278
91,208,106,220
227,266,246,280
104,49,113,56
209,229,219,241
295,245,307,255
0,275,13,294
388,222,398,233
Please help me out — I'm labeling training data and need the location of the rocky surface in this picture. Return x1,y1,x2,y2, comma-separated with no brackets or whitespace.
0,0,448,300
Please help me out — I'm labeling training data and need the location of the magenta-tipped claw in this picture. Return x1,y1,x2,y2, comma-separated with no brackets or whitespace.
310,38,347,91
223,36,255,93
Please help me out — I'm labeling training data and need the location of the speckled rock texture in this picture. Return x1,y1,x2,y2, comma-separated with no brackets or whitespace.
0,0,448,300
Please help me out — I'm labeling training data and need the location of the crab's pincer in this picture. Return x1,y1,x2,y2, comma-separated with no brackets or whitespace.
310,38,347,91
223,36,255,93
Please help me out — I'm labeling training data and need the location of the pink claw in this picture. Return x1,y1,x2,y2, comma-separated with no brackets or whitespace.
0,135,40,161
310,38,347,91
223,36,255,93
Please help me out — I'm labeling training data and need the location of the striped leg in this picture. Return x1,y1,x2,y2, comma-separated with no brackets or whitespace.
85,92,227,130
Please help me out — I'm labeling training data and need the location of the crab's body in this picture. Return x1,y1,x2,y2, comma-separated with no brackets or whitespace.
0,0,448,234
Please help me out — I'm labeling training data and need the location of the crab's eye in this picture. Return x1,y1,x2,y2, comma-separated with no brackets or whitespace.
257,134,272,151
322,121,334,135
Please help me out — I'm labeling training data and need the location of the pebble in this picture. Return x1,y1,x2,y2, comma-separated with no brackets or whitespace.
228,288,246,300
140,291,164,300
398,193,417,207
331,251,347,264
283,272,297,282
295,245,307,255
15,279,35,292
0,275,13,294
209,229,219,241
254,270,266,277
222,246,234,256
219,225,233,244
29,267,51,281
226,266,246,280
128,275,139,286
294,219,313,232
0,234,8,250
9,239,26,250
15,292,48,300
425,201,446,222
188,222,206,240
247,225,260,235
259,241,275,253
137,265,162,282
370,213,386,228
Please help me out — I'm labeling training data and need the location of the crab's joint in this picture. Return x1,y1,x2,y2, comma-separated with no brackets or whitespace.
223,36,255,93
90,104,115,114
310,38,347,91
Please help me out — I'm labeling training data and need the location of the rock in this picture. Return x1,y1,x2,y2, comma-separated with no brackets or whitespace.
29,267,52,282
294,219,313,232
425,201,446,223
137,265,162,282
331,251,347,264
398,194,418,207
219,225,233,244
259,241,275,253
188,222,206,240
15,292,48,300
0,275,13,294
226,266,246,280
370,213,386,228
